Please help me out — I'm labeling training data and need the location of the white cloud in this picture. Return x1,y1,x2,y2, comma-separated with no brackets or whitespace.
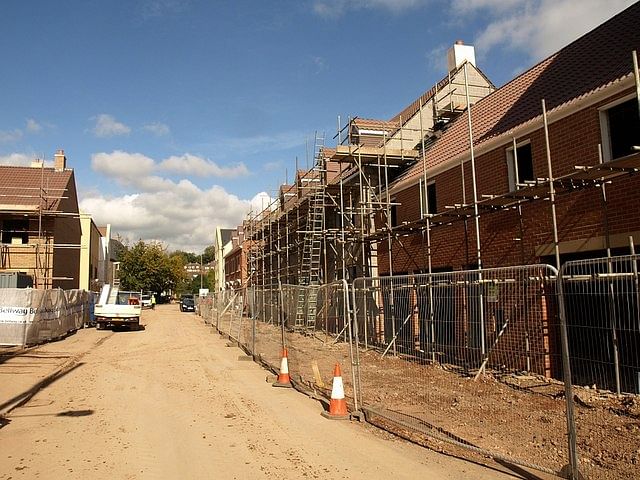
92,151,156,180
159,154,249,178
0,129,23,143
0,153,37,166
452,0,521,13
426,44,448,72
92,151,249,184
313,0,426,17
83,149,262,251
249,191,276,214
91,114,131,138
26,118,42,133
460,0,637,62
80,185,257,252
143,122,171,136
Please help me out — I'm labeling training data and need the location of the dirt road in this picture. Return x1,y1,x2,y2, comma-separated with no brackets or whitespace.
0,304,518,479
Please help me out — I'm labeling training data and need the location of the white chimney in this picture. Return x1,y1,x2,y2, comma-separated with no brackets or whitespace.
54,149,66,171
30,159,44,168
447,40,476,72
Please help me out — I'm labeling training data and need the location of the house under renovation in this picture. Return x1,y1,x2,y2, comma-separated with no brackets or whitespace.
238,3,640,394
0,150,82,289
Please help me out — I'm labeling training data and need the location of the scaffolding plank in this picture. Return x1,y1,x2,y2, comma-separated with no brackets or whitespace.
330,145,419,163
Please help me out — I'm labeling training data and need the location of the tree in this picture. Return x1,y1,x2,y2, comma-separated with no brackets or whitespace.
119,240,185,295
202,245,215,264
171,250,197,265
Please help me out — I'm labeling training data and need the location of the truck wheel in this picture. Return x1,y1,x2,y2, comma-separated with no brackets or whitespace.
96,323,103,330
130,322,139,331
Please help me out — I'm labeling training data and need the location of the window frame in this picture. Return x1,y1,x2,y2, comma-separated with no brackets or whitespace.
505,140,533,192
599,93,639,162
419,178,437,217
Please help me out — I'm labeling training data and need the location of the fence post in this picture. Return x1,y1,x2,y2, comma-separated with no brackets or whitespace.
555,265,581,480
343,279,360,415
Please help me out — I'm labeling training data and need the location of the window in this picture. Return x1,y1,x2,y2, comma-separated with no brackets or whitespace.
1,219,29,244
390,204,398,227
600,97,640,161
419,179,437,216
506,142,534,191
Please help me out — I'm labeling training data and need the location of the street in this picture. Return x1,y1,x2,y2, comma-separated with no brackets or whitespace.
0,304,515,479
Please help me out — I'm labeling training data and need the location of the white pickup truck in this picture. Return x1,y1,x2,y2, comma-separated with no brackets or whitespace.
94,284,142,331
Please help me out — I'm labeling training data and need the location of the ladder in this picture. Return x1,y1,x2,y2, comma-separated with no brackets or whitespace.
107,285,119,304
295,133,325,332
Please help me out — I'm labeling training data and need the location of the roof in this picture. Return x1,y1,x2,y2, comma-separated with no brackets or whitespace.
352,118,398,132
394,2,640,188
344,62,493,151
388,62,494,128
0,165,74,212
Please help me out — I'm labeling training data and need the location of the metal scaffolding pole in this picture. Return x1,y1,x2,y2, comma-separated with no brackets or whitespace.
419,98,436,363
464,62,485,356
542,99,561,270
633,50,640,118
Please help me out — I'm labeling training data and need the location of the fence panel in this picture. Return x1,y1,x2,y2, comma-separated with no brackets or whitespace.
248,286,282,370
560,255,640,479
351,266,567,476
284,281,356,408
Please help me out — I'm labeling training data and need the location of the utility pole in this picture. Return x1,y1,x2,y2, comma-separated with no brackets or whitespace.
200,253,203,290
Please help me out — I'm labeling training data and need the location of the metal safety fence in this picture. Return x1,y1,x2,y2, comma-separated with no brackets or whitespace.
559,255,640,479
200,257,640,480
351,265,568,477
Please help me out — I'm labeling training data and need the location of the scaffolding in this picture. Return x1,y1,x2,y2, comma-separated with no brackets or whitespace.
0,162,80,289
244,51,640,338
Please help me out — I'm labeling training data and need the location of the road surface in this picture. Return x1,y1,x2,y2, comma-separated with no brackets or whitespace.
0,304,519,479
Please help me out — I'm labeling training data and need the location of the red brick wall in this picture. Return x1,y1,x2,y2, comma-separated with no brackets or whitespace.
381,87,640,274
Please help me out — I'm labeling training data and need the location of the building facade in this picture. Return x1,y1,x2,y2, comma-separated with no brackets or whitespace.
0,150,82,289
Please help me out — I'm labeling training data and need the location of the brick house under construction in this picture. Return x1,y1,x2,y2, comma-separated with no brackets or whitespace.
248,4,640,288
240,4,640,387
375,4,640,387
246,41,495,290
0,150,82,289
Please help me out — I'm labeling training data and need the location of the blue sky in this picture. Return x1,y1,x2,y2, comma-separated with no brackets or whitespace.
0,0,635,252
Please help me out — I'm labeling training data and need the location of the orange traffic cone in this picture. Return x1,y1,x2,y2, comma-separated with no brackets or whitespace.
321,363,349,420
273,348,292,388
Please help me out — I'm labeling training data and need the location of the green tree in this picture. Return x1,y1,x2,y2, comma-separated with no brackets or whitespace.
169,251,192,296
171,250,197,264
189,274,210,293
202,245,215,264
119,240,184,295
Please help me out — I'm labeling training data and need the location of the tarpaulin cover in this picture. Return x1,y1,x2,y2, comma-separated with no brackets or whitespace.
0,288,89,346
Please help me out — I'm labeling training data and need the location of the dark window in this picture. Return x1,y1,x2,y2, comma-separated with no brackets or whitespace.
607,99,640,160
507,143,534,191
419,179,438,217
2,219,29,244
426,182,437,215
390,204,398,227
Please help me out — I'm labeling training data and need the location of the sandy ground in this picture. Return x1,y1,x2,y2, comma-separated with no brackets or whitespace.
0,304,521,480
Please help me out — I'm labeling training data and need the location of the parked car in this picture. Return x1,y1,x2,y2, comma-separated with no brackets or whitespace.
141,293,152,309
180,294,195,312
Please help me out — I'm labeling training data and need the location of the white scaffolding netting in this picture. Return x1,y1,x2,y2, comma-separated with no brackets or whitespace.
0,288,89,346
